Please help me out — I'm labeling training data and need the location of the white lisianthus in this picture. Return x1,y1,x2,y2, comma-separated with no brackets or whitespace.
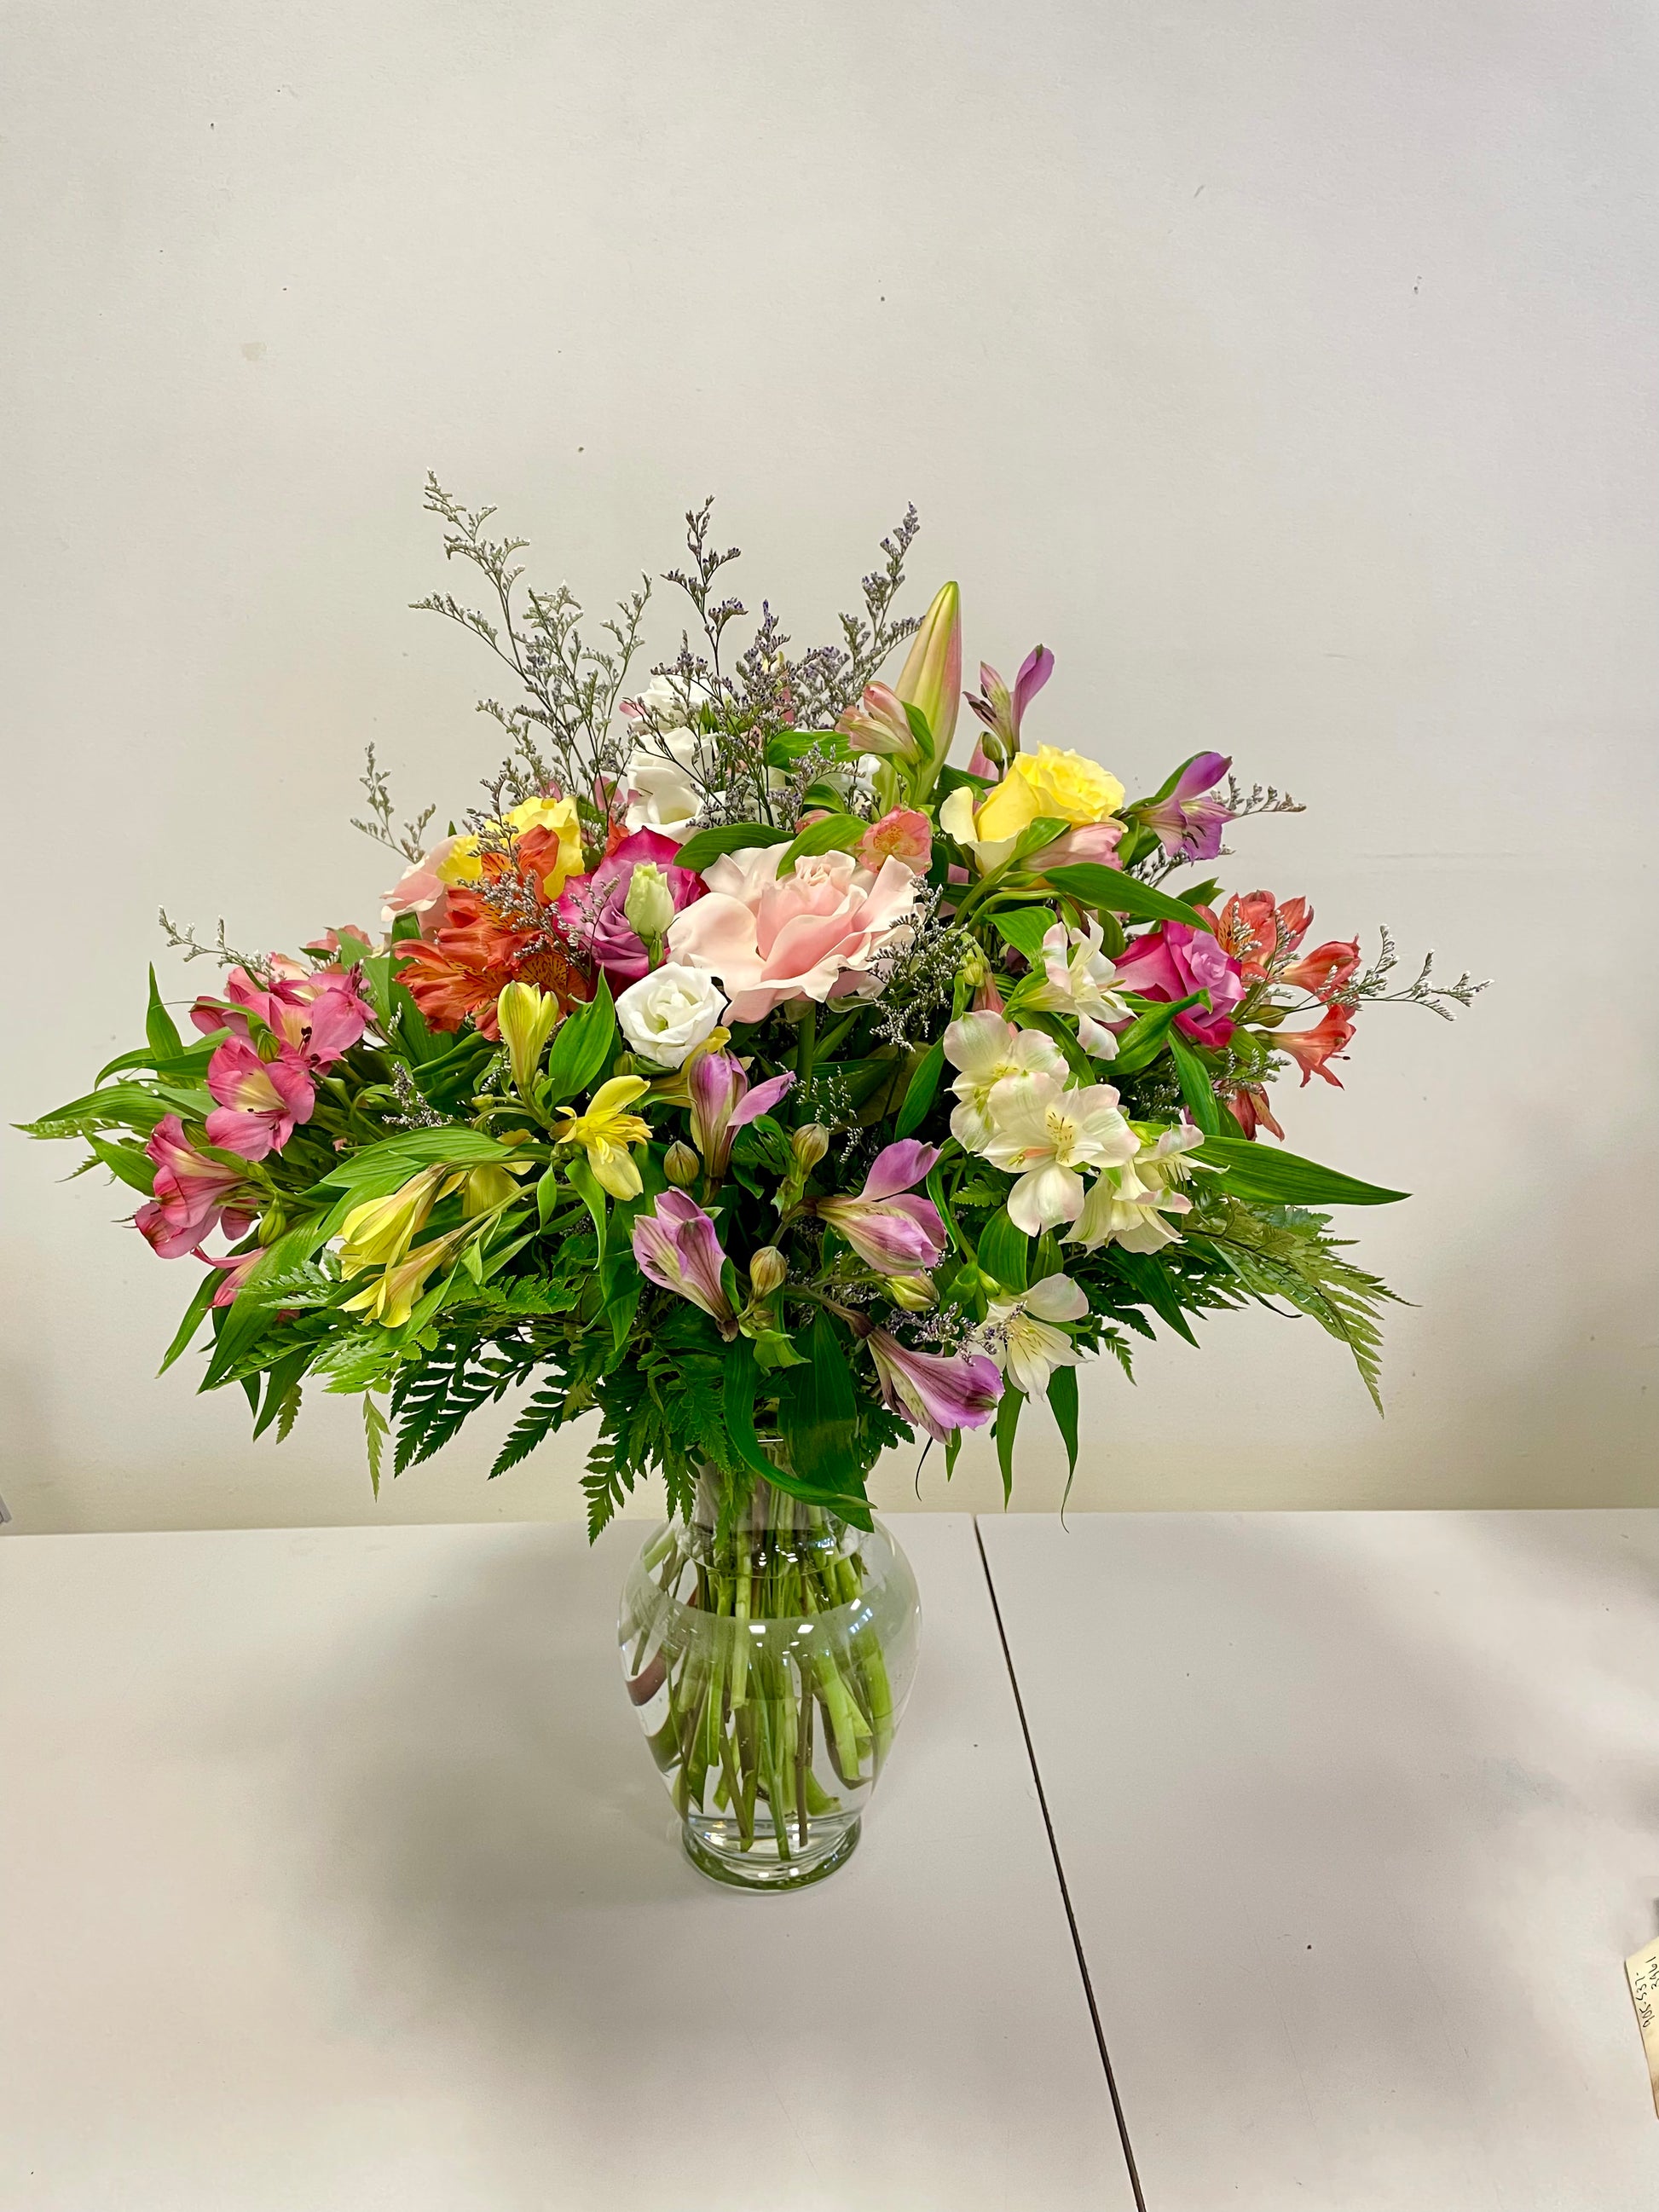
941,1011,1067,1152
979,1071,1139,1234
623,726,718,840
615,962,726,1070
1065,1124,1211,1253
982,1272,1089,1395
1023,917,1131,1058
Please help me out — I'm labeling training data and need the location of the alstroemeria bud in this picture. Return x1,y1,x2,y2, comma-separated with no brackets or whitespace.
663,1141,700,1187
749,1245,788,1296
622,861,677,941
790,1123,830,1172
885,1272,938,1312
495,981,560,1105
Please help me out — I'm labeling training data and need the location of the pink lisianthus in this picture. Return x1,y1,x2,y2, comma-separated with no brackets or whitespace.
686,1051,796,1178
858,808,932,875
1135,752,1234,863
865,1330,1003,1444
1114,920,1245,1048
631,1191,737,1336
816,1141,945,1275
191,965,370,1070
666,845,921,1024
133,1113,259,1259
204,1038,315,1160
554,829,705,985
1277,1003,1356,1088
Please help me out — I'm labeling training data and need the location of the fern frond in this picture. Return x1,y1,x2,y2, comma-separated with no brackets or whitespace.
362,1394,389,1498
1192,1199,1403,1411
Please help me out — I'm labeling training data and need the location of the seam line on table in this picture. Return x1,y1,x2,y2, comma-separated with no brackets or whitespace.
973,1516,1147,2212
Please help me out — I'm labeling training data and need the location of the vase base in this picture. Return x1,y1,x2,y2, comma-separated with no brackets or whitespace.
681,1812,861,1891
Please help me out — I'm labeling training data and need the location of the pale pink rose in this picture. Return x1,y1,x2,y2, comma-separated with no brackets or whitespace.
666,845,921,1024
382,835,466,932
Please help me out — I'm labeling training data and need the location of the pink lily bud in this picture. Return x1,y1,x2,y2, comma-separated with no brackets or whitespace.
893,581,962,770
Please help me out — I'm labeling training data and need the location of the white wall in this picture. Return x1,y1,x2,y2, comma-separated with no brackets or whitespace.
3,2,1654,1533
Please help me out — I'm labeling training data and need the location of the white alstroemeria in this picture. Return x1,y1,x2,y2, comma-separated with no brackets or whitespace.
1022,917,1131,1058
615,962,726,1069
1065,1123,1211,1253
979,1071,1140,1234
941,1011,1067,1152
982,1272,1089,1395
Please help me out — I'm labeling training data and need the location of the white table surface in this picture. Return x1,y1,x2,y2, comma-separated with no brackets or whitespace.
979,1509,1659,2212
0,1516,1134,2212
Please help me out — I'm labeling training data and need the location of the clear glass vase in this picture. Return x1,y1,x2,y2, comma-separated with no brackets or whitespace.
618,1472,922,1890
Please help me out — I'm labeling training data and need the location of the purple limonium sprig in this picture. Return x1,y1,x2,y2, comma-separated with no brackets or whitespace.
1138,752,1234,863
865,1330,1003,1443
815,1139,945,1275
687,1051,796,1179
631,1191,738,1337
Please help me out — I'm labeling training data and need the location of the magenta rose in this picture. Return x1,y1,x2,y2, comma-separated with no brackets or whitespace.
1114,920,1245,1048
555,829,706,985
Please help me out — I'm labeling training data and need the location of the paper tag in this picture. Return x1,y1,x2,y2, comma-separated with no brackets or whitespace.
1625,1937,1659,2117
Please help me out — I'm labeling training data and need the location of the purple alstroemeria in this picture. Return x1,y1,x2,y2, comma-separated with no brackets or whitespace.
965,644,1055,772
816,1139,945,1275
687,1051,796,1178
631,1191,738,1337
1137,752,1234,863
866,1330,1003,1443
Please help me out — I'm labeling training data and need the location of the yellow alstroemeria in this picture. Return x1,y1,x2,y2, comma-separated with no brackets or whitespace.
555,1075,651,1200
436,794,587,902
940,745,1126,873
339,1168,446,1275
496,980,561,1105
342,1232,460,1329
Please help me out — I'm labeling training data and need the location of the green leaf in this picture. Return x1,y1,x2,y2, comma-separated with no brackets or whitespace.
993,1387,1023,1504
564,1153,609,1262
1169,1031,1223,1135
306,1124,514,1206
1042,863,1214,933
1047,1366,1080,1505
1106,1246,1199,1344
541,977,616,1103
145,967,183,1060
894,1040,945,1139
362,1394,389,1499
199,1219,327,1390
774,1310,864,1493
251,1347,313,1441
1007,816,1069,867
86,1134,157,1195
20,1082,174,1141
721,1335,785,1482
977,1206,1029,1293
777,812,867,876
1198,1135,1408,1208
157,1267,221,1375
670,822,794,873
1112,994,1202,1075
990,906,1055,966
535,1164,561,1227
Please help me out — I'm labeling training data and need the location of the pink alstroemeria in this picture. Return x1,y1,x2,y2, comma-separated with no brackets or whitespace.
834,682,919,760
966,644,1055,771
1136,753,1234,863
865,1330,1003,1444
204,1038,315,1161
133,1113,258,1259
631,1191,737,1337
192,965,370,1071
1283,938,1361,1001
554,828,705,985
858,808,932,874
686,1051,796,1178
202,1247,264,1307
1277,1003,1356,1088
816,1140,945,1275
1114,920,1245,1048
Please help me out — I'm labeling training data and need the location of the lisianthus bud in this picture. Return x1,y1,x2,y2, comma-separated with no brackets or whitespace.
749,1245,788,1296
663,1141,700,1187
790,1123,830,1172
886,1272,939,1312
622,861,677,941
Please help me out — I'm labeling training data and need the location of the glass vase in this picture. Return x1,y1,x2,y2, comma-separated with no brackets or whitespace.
618,1471,922,1890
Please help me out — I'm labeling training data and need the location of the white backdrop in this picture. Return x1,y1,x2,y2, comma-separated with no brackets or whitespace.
3,3,1654,1531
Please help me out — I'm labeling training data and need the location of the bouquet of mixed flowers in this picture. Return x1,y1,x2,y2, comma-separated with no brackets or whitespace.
28,482,1483,1532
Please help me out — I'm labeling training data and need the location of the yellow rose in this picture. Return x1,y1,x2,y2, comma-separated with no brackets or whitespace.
974,747,1125,842
436,794,587,902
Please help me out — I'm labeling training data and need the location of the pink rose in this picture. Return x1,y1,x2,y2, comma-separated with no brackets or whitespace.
1113,920,1245,1048
666,845,921,1024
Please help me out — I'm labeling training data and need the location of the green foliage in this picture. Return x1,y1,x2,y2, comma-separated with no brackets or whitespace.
1042,863,1213,932
1199,1136,1408,1209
